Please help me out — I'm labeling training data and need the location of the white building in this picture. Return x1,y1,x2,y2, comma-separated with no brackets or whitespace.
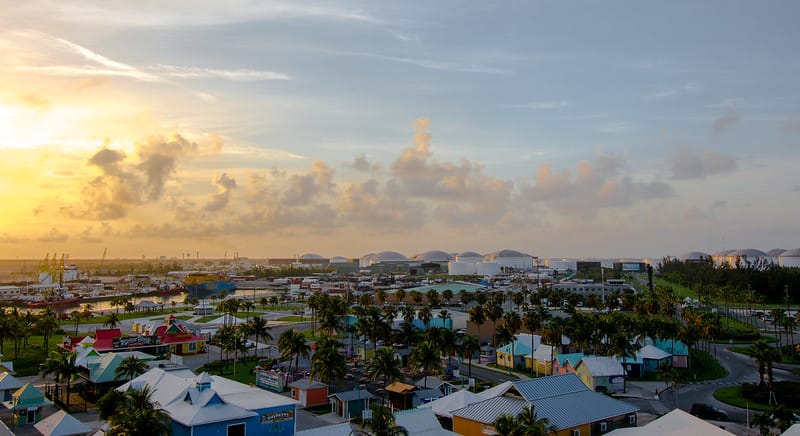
483,249,534,271
779,248,800,268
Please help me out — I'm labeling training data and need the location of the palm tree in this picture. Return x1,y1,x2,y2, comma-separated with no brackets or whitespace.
469,306,486,345
40,351,78,410
278,328,309,375
245,316,273,358
609,333,640,393
417,306,433,330
104,312,121,329
368,348,403,394
517,405,557,435
36,311,60,349
361,404,408,436
484,302,504,347
459,334,479,378
310,336,346,388
410,340,440,388
502,311,522,372
107,385,172,436
492,413,519,436
395,288,406,305
494,324,514,371
115,356,148,381
70,310,84,336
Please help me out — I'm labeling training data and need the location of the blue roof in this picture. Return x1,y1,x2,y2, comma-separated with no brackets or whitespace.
530,390,638,429
330,389,375,402
556,353,585,366
654,339,688,355
496,341,533,356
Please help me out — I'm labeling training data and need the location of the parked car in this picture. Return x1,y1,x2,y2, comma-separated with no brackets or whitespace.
690,403,728,420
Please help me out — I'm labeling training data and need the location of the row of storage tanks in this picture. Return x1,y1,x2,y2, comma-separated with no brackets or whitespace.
359,249,536,275
681,248,800,268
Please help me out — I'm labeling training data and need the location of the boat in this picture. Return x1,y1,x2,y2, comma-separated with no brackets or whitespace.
184,272,236,298
26,289,83,308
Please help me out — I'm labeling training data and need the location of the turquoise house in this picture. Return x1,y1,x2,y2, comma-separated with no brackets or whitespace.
3,383,52,426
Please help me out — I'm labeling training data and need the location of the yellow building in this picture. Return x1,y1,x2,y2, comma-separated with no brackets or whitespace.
451,373,638,436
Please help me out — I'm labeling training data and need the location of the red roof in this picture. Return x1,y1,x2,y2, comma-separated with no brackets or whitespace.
153,324,205,344
92,329,122,351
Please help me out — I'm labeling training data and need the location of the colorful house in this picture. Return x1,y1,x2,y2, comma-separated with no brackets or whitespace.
2,383,52,426
527,344,554,375
329,389,375,419
551,353,585,376
451,373,638,436
652,339,688,368
622,345,672,377
289,379,329,408
385,381,417,410
575,356,626,393
119,368,298,436
495,340,533,371
78,351,156,398
151,314,208,355
0,372,23,402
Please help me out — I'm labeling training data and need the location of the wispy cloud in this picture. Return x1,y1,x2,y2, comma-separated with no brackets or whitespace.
149,65,290,81
38,1,382,27
329,50,514,75
712,109,740,135
513,101,570,110
17,34,291,83
644,82,699,100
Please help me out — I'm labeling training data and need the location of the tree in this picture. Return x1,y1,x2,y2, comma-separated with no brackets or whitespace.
459,334,479,378
442,289,454,306
104,312,121,329
395,288,406,305
469,306,486,345
410,340,440,388
245,316,273,358
70,310,84,336
310,337,346,388
107,385,172,436
361,404,408,436
417,306,433,330
368,348,403,403
502,311,521,373
115,356,148,381
36,311,60,349
278,328,309,375
492,405,556,436
40,351,78,410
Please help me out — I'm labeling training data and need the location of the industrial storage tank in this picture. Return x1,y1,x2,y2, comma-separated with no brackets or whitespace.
679,251,710,262
373,251,409,262
476,262,501,276
546,258,577,272
727,249,769,266
483,249,534,271
448,261,477,276
359,253,377,268
330,256,350,263
779,248,800,268
412,250,454,263
455,251,483,264
711,249,735,266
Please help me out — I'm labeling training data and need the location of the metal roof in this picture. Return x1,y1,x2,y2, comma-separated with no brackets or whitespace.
330,389,375,402
394,408,459,436
637,345,672,361
576,357,625,377
513,373,588,401
530,390,638,429
452,395,527,423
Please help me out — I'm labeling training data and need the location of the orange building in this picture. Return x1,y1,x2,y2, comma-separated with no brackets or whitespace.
289,379,329,408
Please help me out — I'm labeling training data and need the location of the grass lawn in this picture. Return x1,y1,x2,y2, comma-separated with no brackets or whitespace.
66,308,192,325
714,385,775,412
258,305,303,311
197,357,260,385
195,315,221,323
689,349,728,381
793,368,800,376
277,316,304,322
2,335,61,377
653,276,696,299
730,346,800,364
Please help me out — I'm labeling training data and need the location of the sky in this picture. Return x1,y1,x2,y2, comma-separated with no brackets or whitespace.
0,1,799,261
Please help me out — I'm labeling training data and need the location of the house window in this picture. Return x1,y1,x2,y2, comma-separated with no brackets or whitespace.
600,422,608,432
228,423,245,436
188,342,197,352
628,414,637,425
571,430,580,436
27,409,36,424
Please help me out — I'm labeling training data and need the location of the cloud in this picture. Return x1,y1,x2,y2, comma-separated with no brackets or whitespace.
519,152,672,214
671,150,737,180
147,65,290,81
335,179,426,229
329,50,514,75
712,109,740,135
75,76,112,90
205,173,237,211
37,227,69,242
388,118,513,225
349,155,381,172
43,1,381,27
79,133,217,219
281,160,336,206
644,82,699,100
513,101,570,110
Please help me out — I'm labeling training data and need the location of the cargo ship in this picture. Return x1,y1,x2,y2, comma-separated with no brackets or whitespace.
184,272,236,298
26,289,83,308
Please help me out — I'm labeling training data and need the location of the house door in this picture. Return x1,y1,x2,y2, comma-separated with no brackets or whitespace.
27,409,36,423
